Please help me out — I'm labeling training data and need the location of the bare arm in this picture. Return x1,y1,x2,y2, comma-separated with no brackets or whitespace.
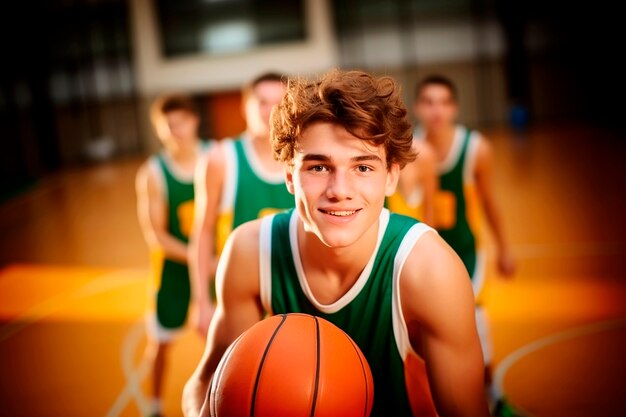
402,232,489,416
136,161,188,262
416,141,438,226
474,137,516,277
182,220,264,417
188,143,226,334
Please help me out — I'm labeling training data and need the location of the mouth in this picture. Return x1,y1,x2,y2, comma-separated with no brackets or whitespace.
318,208,362,217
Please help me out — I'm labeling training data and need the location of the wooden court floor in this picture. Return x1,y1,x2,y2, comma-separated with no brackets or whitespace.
0,122,624,416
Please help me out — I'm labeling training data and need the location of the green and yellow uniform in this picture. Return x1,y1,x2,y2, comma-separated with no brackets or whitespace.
431,126,485,299
259,209,437,417
215,135,294,254
149,142,209,339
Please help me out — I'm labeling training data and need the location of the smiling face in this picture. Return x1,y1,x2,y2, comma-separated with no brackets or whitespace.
286,122,400,249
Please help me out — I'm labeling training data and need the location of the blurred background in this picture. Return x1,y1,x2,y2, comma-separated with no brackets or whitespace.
0,1,623,416
1,0,620,200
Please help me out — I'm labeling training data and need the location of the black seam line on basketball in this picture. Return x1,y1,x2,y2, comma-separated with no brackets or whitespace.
250,314,288,417
309,316,321,417
347,335,369,417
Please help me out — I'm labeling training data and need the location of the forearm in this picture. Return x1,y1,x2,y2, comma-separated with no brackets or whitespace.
182,374,210,417
189,230,214,304
482,198,510,253
154,231,189,263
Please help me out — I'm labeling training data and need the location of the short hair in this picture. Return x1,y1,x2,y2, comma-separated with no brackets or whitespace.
242,71,287,100
150,93,199,123
414,74,458,102
271,69,416,169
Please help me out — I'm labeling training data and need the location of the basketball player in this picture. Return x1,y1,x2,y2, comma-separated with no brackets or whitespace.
189,73,294,337
136,94,209,417
386,138,438,225
413,75,516,414
182,70,489,417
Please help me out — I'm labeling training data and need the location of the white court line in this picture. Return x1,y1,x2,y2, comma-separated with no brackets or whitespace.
0,269,145,343
493,318,626,416
105,319,151,417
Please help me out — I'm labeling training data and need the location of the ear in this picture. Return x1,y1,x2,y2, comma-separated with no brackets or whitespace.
285,165,296,195
385,162,400,197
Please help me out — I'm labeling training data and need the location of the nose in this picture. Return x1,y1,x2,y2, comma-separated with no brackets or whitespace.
325,169,353,201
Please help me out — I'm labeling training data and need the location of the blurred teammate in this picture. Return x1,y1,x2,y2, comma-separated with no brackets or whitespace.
189,72,293,336
136,94,210,417
414,74,516,414
386,138,438,225
183,70,488,417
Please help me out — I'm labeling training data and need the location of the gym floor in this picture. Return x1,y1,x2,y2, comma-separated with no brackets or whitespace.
0,122,623,417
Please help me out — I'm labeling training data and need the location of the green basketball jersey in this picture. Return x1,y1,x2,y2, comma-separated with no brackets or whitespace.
151,141,210,329
215,136,294,254
259,208,436,417
434,126,482,280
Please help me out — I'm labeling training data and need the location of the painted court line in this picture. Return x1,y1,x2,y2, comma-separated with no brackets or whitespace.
494,318,626,416
105,319,150,417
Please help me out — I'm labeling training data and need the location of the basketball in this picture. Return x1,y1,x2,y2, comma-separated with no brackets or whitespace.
206,313,374,417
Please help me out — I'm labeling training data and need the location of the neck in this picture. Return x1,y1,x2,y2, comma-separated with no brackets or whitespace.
425,124,456,146
246,130,284,173
297,218,379,283
166,140,198,163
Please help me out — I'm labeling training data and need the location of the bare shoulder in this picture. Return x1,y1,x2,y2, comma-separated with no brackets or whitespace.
217,218,264,300
135,158,160,194
473,131,493,163
399,229,474,329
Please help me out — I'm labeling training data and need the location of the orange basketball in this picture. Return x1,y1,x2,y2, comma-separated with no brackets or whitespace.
207,313,374,417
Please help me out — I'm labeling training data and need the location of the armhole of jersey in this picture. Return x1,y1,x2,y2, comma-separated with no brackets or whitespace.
463,131,480,185
149,156,168,201
259,214,275,315
219,140,238,212
392,223,437,361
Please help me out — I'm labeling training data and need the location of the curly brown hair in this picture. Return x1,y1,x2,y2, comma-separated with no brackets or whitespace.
271,69,416,168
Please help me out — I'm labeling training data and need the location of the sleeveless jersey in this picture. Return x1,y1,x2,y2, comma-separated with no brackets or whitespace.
434,126,484,288
259,209,438,417
150,141,210,329
215,135,294,254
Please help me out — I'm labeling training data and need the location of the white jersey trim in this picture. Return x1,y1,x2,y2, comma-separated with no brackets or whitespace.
242,136,285,184
438,125,466,175
392,222,437,360
289,209,391,314
259,214,275,315
471,248,487,297
463,131,480,185
149,156,168,201
219,139,238,212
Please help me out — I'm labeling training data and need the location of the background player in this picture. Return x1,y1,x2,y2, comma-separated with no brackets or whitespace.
188,72,294,336
182,70,488,417
413,74,516,414
136,94,209,417
386,137,438,225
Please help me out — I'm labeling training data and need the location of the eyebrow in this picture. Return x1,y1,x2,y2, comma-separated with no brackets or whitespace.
301,154,383,163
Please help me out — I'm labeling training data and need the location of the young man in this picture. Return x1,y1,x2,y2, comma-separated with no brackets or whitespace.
183,70,489,417
413,74,516,413
136,94,210,417
189,73,294,336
